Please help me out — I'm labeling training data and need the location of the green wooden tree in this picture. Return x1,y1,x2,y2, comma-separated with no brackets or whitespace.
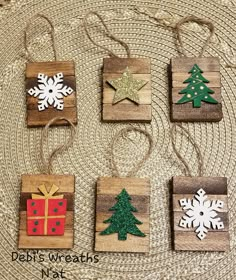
177,64,218,108
100,188,146,240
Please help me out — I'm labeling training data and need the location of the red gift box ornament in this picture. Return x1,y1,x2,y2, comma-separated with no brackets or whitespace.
27,184,67,236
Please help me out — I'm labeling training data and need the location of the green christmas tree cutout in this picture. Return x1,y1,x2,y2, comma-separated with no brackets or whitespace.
177,64,218,108
100,188,146,240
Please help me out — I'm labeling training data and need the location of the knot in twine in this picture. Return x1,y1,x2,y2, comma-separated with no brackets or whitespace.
170,123,204,177
40,117,76,175
111,127,153,177
24,14,57,62
175,15,215,57
83,11,131,58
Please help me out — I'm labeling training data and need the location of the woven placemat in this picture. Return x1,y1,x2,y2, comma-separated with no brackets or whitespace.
0,0,236,279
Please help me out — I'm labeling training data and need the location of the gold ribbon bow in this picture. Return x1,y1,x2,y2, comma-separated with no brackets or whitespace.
32,184,63,199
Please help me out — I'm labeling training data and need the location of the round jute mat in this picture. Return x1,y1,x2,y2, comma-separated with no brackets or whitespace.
0,1,236,279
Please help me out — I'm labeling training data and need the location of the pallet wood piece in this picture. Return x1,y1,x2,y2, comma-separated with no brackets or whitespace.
95,177,150,253
172,176,229,251
170,57,222,122
102,58,152,122
26,61,77,127
18,174,75,249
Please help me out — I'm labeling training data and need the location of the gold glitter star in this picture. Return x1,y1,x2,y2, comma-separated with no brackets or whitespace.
107,67,148,104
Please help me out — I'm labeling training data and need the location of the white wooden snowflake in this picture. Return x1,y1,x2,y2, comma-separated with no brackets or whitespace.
28,73,73,111
179,188,224,240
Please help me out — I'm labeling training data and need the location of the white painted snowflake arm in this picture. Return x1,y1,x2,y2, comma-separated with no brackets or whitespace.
179,198,193,210
28,86,42,97
52,73,64,84
38,73,49,86
179,215,195,228
195,224,208,240
209,199,224,211
38,98,49,111
59,85,73,97
53,98,64,110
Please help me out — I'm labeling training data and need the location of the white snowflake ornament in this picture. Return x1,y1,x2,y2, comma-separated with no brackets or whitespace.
28,72,73,111
179,188,224,240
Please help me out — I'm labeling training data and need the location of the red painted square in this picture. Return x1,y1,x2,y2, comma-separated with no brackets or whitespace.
47,217,66,235
48,199,67,216
27,199,45,216
27,218,45,235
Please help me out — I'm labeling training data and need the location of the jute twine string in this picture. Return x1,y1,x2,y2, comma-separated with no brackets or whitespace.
83,11,131,58
24,14,57,62
170,123,204,177
175,15,215,57
40,117,76,174
111,127,153,177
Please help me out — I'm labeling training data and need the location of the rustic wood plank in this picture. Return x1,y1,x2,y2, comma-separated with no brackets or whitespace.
96,194,149,214
18,229,74,249
103,73,151,105
103,104,151,122
96,213,149,233
173,194,228,212
171,103,223,122
172,72,221,88
172,87,221,104
95,177,150,253
171,57,220,72
103,58,151,74
174,231,229,251
19,174,74,249
21,174,75,193
27,107,77,127
173,212,229,231
26,61,75,78
172,176,227,195
97,177,150,196
95,233,149,253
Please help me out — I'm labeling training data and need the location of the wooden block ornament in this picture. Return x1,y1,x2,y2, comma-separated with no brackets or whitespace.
18,117,76,249
84,12,152,122
19,175,75,249
94,127,153,253
170,16,222,122
170,124,229,251
172,176,229,251
24,15,77,127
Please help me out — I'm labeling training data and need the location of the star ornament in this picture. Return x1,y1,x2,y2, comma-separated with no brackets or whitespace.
107,67,148,104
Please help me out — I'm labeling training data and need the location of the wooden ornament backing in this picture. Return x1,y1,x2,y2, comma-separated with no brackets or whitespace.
102,58,152,122
26,61,77,127
170,57,222,122
18,174,75,249
172,176,229,251
95,177,150,253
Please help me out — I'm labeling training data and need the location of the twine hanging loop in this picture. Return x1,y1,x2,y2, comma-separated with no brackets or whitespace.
40,117,76,174
170,123,204,177
175,15,215,57
83,11,131,58
24,14,57,62
111,127,153,177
